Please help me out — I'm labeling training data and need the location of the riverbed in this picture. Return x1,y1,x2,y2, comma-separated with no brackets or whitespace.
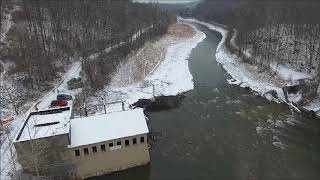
89,24,320,180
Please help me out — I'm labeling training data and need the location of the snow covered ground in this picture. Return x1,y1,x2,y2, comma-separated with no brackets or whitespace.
93,22,206,106
270,63,312,86
0,61,82,180
0,22,205,179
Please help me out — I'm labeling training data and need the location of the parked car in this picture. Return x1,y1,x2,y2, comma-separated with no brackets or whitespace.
50,100,68,107
57,94,73,101
67,77,83,90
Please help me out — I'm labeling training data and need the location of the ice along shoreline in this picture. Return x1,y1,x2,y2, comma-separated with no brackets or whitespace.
182,18,320,118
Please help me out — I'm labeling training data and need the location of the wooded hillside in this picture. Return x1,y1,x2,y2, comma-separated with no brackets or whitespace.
0,0,174,116
1,0,173,90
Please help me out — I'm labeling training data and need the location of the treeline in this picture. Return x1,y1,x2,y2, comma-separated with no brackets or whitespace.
193,0,320,32
239,24,320,74
1,0,173,90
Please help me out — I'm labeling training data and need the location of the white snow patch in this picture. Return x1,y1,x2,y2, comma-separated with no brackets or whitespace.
272,141,287,150
230,29,240,49
304,98,320,112
270,63,312,85
288,92,303,104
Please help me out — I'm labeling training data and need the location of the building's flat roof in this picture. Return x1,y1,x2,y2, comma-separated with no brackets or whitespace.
69,108,148,148
15,107,72,142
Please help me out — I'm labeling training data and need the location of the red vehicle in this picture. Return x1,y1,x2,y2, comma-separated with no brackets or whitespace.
50,100,68,107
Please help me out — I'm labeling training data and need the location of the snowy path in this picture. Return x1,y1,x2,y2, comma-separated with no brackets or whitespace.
89,25,154,60
34,61,81,110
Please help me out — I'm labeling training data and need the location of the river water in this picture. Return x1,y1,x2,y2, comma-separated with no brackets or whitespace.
90,25,320,180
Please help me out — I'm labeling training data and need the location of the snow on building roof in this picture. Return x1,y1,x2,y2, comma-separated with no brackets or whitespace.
15,107,72,142
69,108,148,148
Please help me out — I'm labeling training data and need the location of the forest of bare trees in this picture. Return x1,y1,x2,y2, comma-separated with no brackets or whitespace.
193,0,320,100
193,0,320,31
1,0,173,91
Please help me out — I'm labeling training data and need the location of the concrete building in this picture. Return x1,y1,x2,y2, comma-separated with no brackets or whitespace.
14,107,150,179
68,108,150,178
14,107,73,177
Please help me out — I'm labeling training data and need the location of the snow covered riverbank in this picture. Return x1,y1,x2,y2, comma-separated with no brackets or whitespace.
88,22,206,108
183,18,287,101
182,18,320,115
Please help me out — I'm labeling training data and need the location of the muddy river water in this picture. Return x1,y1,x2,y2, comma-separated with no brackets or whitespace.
90,24,320,180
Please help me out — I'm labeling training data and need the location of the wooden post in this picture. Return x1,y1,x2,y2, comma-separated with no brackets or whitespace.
83,103,88,117
122,100,125,111
152,84,155,97
102,97,106,114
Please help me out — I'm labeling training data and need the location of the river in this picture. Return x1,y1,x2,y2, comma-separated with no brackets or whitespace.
90,24,320,180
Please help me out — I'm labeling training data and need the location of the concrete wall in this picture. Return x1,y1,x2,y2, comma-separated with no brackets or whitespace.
69,134,150,179
14,134,74,177
14,133,150,179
